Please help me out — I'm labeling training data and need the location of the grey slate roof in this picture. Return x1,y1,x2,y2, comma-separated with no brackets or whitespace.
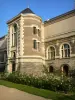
20,8,34,14
0,36,7,50
7,8,36,24
44,9,75,24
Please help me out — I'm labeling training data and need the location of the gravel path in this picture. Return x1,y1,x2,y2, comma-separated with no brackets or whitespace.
0,85,50,100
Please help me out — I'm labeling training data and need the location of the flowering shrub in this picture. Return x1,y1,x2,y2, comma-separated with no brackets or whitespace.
0,72,8,79
4,71,72,92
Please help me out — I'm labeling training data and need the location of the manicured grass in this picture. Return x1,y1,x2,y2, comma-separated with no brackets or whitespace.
0,80,75,100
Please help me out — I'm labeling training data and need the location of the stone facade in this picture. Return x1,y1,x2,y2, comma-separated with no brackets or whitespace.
6,8,75,76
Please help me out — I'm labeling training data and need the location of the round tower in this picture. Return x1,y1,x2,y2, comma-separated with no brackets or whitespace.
19,8,43,76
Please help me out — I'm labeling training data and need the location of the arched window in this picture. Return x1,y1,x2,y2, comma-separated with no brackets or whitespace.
48,46,55,60
49,66,54,73
12,24,18,46
61,44,70,58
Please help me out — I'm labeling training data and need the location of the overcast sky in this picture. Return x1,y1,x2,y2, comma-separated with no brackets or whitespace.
0,0,74,37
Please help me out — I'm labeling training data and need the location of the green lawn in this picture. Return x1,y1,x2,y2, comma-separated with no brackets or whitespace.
0,80,75,100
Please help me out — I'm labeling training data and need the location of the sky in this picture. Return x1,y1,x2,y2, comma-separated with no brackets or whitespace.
0,0,74,37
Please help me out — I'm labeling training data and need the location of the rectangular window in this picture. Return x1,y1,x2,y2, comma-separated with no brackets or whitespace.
33,27,36,34
33,40,37,49
14,33,17,46
12,34,13,46
37,42,40,51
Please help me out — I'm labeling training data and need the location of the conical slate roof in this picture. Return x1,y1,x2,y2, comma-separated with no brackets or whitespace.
20,8,34,14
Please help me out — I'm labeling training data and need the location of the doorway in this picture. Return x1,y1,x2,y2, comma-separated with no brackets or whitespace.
12,62,15,72
49,66,54,73
62,64,69,76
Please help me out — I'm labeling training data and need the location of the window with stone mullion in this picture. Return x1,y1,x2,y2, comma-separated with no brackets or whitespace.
61,44,70,58
33,40,37,49
14,32,17,46
48,49,55,60
51,51,55,60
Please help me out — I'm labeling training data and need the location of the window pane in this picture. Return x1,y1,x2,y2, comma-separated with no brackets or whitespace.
61,44,70,58
14,24,17,32
14,33,17,46
33,27,36,34
51,52,55,60
53,52,55,59
33,40,37,49
12,34,13,46
65,49,67,57
48,51,50,59
68,49,70,57
38,29,40,37
48,47,55,60
62,50,63,58
64,44,69,49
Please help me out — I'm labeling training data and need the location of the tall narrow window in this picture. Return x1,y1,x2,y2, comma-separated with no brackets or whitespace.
12,34,13,46
38,29,41,37
61,44,70,58
33,40,37,49
11,52,16,59
33,27,36,34
12,24,17,46
14,33,17,46
14,24,17,33
37,42,40,51
48,46,55,60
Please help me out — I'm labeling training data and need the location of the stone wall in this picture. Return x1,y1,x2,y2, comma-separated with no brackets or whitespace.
45,57,75,70
19,62,44,76
45,35,75,58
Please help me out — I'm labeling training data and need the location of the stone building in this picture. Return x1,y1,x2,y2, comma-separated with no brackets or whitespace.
0,36,7,72
7,8,75,76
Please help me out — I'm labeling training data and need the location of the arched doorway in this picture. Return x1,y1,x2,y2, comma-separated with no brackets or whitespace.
49,66,54,73
61,64,69,76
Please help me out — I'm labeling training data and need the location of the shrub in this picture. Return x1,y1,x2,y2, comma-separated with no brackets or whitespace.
0,72,8,80
4,71,72,92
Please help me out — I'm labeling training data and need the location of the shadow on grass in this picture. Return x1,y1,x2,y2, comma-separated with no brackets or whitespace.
54,94,75,100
